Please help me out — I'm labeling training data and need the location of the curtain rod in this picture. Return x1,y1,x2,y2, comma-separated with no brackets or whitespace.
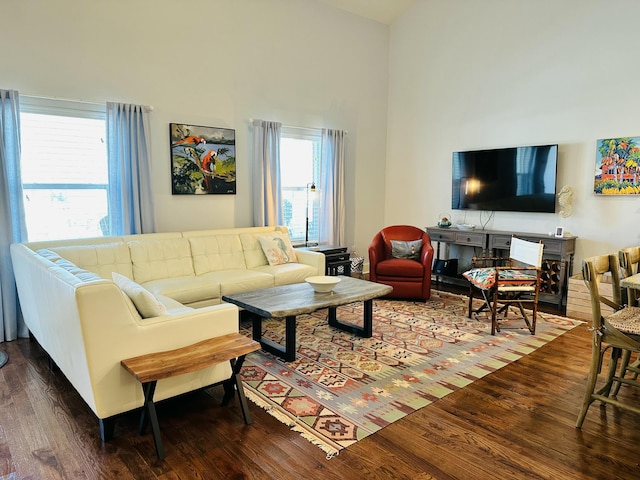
249,118,347,134
22,93,154,111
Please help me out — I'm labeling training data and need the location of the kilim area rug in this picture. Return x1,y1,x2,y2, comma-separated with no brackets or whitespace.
238,290,581,458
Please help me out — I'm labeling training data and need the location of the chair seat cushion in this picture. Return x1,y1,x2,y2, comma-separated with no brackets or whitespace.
376,258,424,278
606,306,640,335
463,267,537,290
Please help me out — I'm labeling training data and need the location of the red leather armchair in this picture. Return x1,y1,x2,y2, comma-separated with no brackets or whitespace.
368,225,434,301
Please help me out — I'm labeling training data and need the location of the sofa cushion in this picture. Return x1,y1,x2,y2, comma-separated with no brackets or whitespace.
257,233,298,266
201,270,274,296
112,272,168,318
252,263,318,286
240,234,270,269
46,243,133,279
128,238,194,283
142,275,221,306
188,234,247,275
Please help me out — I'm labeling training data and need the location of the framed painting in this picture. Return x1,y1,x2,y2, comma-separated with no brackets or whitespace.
594,137,640,195
170,123,236,194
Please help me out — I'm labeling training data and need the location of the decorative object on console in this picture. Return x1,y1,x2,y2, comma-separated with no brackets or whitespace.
594,137,640,195
456,223,476,230
557,185,574,217
170,123,236,195
437,213,452,228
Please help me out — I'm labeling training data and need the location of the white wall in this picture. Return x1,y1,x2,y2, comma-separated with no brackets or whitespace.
0,0,389,256
387,0,640,270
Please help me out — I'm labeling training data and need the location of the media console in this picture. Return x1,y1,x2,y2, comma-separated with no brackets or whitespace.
425,226,577,312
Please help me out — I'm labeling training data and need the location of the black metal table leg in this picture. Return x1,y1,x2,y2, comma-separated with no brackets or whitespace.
139,380,165,460
222,355,252,424
252,314,297,362
328,299,373,338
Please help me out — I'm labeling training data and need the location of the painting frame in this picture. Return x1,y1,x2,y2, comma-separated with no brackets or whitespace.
594,136,640,195
170,123,236,195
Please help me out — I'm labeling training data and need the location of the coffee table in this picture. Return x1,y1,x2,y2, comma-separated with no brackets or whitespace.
222,276,393,362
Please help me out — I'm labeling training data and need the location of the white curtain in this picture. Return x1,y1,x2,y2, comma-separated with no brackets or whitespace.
0,89,28,342
252,119,283,226
106,102,156,234
319,128,346,246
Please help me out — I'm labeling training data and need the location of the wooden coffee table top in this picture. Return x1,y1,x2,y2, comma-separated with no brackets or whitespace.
222,276,392,318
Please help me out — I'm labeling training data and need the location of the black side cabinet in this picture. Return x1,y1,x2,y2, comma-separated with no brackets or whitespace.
312,245,351,276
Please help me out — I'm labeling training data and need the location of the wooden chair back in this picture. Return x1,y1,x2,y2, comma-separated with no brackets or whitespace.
582,254,622,331
619,246,640,277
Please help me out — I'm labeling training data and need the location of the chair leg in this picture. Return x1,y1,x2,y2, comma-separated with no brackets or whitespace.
611,349,632,396
467,285,474,319
576,337,603,428
597,347,622,400
491,290,499,335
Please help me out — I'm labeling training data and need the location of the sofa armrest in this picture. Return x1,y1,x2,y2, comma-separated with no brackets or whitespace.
294,249,325,275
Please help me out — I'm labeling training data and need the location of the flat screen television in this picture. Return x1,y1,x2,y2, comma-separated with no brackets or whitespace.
451,144,558,213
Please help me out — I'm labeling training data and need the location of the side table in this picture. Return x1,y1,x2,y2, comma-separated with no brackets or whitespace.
301,245,352,276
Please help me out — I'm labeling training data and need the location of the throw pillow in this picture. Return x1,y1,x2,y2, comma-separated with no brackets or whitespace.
112,272,167,318
391,240,423,261
258,233,298,266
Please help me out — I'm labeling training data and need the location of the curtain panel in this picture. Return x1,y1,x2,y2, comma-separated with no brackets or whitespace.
0,89,28,342
106,102,156,235
319,129,346,246
252,119,283,226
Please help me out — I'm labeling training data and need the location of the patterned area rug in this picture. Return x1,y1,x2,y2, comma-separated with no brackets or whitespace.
239,290,581,458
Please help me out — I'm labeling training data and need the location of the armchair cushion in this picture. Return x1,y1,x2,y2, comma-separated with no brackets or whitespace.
376,258,425,278
391,240,422,260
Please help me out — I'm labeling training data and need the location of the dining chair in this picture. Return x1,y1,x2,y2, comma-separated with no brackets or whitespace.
576,253,640,428
612,246,640,396
619,246,640,305
463,236,544,335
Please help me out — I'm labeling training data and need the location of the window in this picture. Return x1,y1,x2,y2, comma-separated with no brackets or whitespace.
280,127,321,245
19,98,108,241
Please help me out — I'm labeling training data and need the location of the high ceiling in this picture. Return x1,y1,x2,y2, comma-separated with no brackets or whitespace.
313,0,415,25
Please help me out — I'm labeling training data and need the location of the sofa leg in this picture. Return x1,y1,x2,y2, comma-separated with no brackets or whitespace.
99,417,116,442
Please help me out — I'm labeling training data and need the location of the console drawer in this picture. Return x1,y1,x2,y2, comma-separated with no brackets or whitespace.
429,229,456,242
454,232,485,247
490,234,514,250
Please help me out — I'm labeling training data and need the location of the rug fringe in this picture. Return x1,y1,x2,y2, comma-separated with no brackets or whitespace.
290,425,340,459
244,389,341,459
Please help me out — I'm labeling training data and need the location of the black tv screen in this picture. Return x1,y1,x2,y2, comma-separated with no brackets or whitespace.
451,144,558,213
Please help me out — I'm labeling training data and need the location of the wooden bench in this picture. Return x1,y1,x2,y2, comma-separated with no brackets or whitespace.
121,333,260,460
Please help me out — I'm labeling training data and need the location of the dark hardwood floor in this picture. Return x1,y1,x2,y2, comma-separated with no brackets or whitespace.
1,287,640,479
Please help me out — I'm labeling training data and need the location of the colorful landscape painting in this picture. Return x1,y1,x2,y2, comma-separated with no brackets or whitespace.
595,137,640,195
170,123,236,194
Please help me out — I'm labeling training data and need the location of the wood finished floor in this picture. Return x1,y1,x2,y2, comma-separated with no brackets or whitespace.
1,289,640,479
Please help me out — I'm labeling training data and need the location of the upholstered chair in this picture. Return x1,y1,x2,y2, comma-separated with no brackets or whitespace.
368,225,434,301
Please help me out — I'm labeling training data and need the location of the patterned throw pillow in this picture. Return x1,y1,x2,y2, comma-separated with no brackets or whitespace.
391,240,422,261
258,233,298,266
112,272,168,318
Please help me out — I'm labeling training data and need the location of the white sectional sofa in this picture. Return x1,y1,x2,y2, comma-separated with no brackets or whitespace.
10,226,324,440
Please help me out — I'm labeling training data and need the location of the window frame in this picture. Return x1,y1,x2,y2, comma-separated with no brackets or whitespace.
280,126,322,246
19,97,109,241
